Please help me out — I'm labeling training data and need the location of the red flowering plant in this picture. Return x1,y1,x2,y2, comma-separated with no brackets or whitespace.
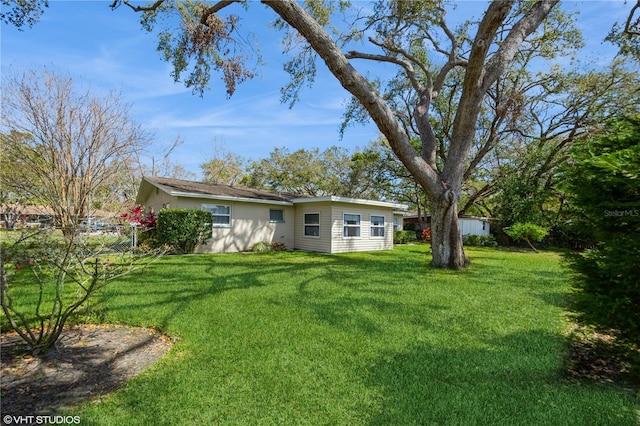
121,206,158,248
121,205,156,228
421,227,432,243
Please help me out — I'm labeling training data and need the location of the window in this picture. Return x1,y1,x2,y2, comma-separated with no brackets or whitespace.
371,215,385,237
202,204,231,227
270,209,285,223
343,214,361,237
304,213,320,237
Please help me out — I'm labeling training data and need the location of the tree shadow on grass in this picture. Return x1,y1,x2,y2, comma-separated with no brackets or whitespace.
96,250,438,334
365,330,637,425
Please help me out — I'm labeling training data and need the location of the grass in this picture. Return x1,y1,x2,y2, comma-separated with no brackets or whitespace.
5,245,639,424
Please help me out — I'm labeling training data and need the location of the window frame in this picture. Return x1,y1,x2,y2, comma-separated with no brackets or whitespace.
269,208,285,223
370,215,385,238
343,213,361,238
202,204,231,228
304,212,320,238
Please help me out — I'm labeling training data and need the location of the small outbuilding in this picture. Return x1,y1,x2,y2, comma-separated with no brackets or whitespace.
403,214,492,236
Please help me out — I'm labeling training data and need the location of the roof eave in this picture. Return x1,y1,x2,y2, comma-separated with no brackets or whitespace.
169,191,294,206
291,196,407,210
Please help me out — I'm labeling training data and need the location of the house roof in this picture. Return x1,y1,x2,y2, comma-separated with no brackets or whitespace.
138,176,305,205
138,176,408,210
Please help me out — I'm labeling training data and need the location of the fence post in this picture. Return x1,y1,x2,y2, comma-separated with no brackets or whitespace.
131,223,138,249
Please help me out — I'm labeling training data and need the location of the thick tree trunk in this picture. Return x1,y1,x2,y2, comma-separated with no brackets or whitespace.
430,193,469,269
260,0,558,269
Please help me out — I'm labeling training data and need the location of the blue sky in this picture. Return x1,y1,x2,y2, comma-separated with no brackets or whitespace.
1,1,631,178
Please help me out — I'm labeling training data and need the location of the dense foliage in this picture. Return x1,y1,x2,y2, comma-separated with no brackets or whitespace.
156,209,213,254
462,234,498,247
393,231,417,245
563,116,640,344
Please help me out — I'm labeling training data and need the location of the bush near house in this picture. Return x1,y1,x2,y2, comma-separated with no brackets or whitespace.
393,230,416,244
156,209,213,254
121,206,158,248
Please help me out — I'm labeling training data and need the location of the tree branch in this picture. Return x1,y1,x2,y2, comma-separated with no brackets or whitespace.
483,0,560,91
625,0,640,36
110,0,165,13
262,0,443,196
200,0,240,25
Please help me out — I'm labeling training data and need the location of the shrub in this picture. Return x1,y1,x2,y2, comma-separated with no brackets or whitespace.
121,205,158,247
270,241,286,251
545,222,596,250
157,209,213,254
505,222,549,251
251,241,273,252
462,234,498,247
562,115,640,344
402,222,416,231
394,231,416,244
463,234,479,246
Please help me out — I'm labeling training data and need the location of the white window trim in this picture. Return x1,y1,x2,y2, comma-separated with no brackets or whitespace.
370,215,385,238
304,212,321,238
343,213,361,238
202,204,231,228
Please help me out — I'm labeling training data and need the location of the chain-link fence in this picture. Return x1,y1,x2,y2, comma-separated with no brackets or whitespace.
77,224,140,253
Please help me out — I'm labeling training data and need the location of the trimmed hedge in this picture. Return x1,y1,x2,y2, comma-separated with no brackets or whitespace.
157,209,213,254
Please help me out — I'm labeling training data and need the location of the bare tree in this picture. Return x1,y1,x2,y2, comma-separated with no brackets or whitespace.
0,229,165,354
1,68,152,236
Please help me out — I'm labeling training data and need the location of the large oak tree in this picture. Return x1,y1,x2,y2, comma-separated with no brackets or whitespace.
3,0,576,268
113,0,559,268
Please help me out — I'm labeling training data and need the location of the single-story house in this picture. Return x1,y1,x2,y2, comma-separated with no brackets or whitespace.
403,214,492,236
135,176,407,254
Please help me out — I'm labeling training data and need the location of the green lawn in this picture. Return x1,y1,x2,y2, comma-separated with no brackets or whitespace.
8,245,640,424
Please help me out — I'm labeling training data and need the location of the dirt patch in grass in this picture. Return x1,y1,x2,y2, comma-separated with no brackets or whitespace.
565,326,640,394
1,325,172,416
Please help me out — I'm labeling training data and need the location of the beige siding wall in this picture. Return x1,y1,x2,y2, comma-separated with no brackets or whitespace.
293,202,333,253
329,203,394,253
393,213,404,231
140,188,177,215
171,198,295,253
141,185,401,254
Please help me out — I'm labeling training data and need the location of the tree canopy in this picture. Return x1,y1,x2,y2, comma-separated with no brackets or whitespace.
4,0,640,269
